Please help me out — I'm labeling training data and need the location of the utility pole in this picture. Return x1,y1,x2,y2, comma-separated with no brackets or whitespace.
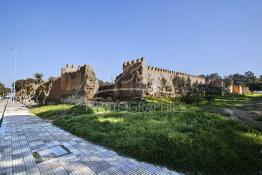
10,48,17,105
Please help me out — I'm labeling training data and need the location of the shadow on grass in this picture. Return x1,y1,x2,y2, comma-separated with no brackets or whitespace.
53,110,262,175
31,105,94,119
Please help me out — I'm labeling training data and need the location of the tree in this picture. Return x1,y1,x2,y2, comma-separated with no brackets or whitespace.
34,72,44,84
244,71,256,86
248,74,262,91
190,81,200,95
185,76,191,92
13,78,36,92
48,76,55,82
172,76,186,94
259,75,262,82
209,73,222,80
232,73,246,86
0,82,10,97
223,75,233,88
249,82,262,91
202,73,222,84
227,72,262,91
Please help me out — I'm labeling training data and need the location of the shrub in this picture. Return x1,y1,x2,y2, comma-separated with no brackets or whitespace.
204,95,216,103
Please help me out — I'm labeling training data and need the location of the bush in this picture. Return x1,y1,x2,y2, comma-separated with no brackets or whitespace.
204,95,216,103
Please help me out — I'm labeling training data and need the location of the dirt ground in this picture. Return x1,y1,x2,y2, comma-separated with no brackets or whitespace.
214,100,262,131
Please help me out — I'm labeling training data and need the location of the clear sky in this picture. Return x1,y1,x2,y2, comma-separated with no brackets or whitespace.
0,0,262,87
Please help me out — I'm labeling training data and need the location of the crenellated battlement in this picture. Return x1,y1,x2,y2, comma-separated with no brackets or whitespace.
39,58,209,103
123,57,145,70
60,63,98,103
146,65,195,78
146,66,183,75
115,57,207,100
61,64,78,74
61,64,93,74
121,58,204,79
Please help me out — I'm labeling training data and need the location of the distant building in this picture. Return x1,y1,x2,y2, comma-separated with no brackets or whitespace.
229,85,250,95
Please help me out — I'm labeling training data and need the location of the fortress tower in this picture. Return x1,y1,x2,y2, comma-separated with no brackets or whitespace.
60,64,98,103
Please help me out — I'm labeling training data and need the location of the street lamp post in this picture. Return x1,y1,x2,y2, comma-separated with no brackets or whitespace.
10,48,17,105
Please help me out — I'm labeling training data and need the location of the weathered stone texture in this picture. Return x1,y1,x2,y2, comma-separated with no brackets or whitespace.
16,82,40,104
114,58,206,100
96,83,114,100
60,64,99,103
114,59,145,100
20,59,216,104
45,77,61,103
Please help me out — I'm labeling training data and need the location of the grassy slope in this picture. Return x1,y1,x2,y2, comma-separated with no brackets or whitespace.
53,111,262,175
30,95,262,175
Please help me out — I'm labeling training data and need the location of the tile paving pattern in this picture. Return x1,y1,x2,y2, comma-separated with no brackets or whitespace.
0,101,182,175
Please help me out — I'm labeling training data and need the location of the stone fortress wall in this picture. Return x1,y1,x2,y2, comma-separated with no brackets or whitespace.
45,77,61,103
45,64,98,104
18,57,231,104
114,58,206,100
60,64,99,103
42,58,208,104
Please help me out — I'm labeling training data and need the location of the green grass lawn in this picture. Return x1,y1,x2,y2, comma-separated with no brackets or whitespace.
30,95,262,175
30,104,109,119
197,93,262,111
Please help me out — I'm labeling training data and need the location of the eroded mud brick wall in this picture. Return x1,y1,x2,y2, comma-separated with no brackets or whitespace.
61,64,98,103
46,77,62,103
114,58,146,100
114,58,205,100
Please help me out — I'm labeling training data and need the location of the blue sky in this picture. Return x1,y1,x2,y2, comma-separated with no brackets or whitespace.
0,0,262,87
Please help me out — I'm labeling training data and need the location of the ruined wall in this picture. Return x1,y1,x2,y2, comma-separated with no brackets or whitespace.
96,83,114,100
16,82,40,105
114,58,205,100
61,64,99,104
230,85,243,95
242,86,250,94
230,85,250,95
45,77,61,103
114,59,145,100
143,66,205,97
208,79,224,88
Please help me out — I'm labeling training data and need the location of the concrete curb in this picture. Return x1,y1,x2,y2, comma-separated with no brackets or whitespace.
0,100,8,127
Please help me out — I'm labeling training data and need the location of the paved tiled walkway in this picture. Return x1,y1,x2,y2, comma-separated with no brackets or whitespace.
0,101,181,175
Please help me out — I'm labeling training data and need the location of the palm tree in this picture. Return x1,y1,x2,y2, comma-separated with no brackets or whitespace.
48,76,56,82
34,73,44,84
